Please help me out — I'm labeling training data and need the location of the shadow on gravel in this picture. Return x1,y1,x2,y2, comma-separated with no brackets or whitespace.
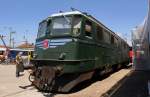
70,66,131,93
70,73,111,93
19,84,33,89
102,70,150,97
41,66,131,96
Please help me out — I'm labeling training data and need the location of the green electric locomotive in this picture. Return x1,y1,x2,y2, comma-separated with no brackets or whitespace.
31,10,129,92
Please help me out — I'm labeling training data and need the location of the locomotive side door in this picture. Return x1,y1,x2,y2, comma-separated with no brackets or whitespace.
78,18,96,70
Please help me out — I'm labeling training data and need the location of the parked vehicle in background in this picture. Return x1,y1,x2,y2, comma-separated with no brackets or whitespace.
0,48,7,63
9,48,34,68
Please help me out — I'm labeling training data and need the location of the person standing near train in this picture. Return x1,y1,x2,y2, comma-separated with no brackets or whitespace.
129,47,133,64
16,52,24,77
27,51,32,66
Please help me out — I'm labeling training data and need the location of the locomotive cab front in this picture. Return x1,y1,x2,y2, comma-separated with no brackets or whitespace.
33,12,88,74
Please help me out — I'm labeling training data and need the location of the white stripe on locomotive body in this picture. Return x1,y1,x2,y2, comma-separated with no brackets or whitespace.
49,46,57,48
49,42,66,46
36,44,43,47
50,39,72,43
36,42,43,47
36,39,72,49
36,41,44,45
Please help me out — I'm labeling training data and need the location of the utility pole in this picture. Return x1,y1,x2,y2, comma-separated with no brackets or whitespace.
23,30,28,47
12,38,15,48
9,31,15,48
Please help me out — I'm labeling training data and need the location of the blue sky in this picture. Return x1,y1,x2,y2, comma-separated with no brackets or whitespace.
0,0,148,46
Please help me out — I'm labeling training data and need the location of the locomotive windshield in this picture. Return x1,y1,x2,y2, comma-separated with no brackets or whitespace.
72,15,81,36
37,15,82,38
51,16,72,36
50,15,82,36
37,20,47,38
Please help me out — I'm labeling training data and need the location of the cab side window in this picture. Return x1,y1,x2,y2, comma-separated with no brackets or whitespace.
97,26,103,41
85,20,92,37
111,35,114,44
103,30,110,44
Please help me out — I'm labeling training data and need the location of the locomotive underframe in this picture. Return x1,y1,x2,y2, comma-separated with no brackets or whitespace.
31,60,95,92
31,59,129,92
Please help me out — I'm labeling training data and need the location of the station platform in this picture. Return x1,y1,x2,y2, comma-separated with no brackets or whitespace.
103,70,150,97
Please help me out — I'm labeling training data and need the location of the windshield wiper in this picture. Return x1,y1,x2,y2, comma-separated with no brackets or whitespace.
61,14,71,25
46,19,51,35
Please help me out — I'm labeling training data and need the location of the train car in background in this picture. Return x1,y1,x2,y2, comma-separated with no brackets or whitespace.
132,0,150,70
31,10,130,92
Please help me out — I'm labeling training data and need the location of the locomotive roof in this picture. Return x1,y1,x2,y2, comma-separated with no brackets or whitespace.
47,11,128,45
50,11,82,17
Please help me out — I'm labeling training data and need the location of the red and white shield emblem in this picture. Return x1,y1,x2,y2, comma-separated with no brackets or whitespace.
43,39,49,49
